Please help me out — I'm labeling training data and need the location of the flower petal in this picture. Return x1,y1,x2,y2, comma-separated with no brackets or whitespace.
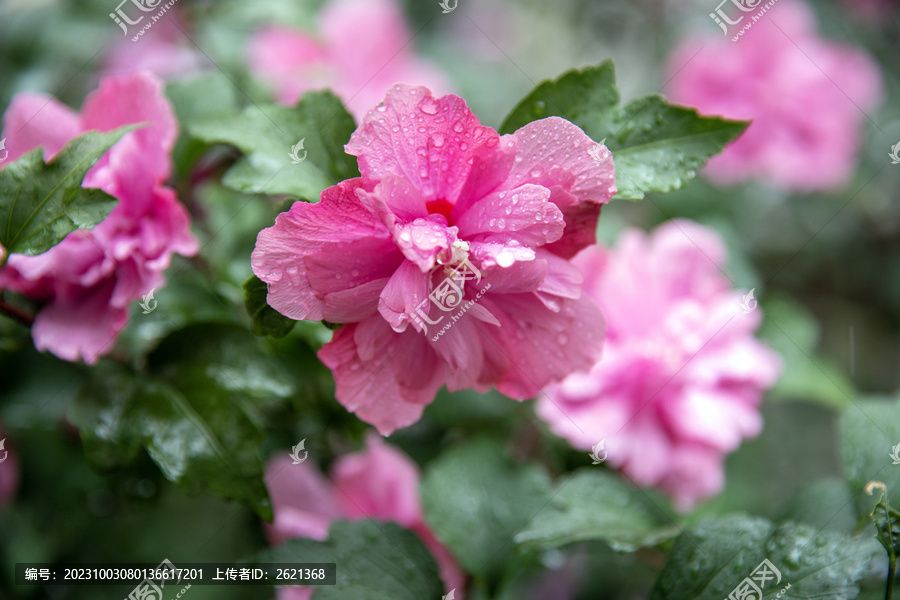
346,84,498,208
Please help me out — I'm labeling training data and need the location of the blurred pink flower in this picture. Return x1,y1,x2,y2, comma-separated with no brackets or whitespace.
100,10,205,80
0,72,198,363
0,427,19,511
666,0,881,192
252,84,615,434
537,220,780,510
247,0,450,120
266,432,465,599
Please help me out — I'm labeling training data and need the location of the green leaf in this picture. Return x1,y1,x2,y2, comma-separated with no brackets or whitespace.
256,520,444,600
500,62,748,201
420,437,552,580
189,91,358,199
71,325,298,519
0,127,133,256
71,367,273,519
839,396,900,515
514,469,679,551
649,515,880,600
243,274,296,338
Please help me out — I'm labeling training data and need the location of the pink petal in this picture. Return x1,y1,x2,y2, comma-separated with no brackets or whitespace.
378,260,430,332
1,92,80,164
393,217,458,272
506,117,616,257
252,181,400,322
346,85,499,208
81,72,178,191
455,184,564,248
482,290,605,399
264,455,340,546
331,432,423,527
318,318,445,434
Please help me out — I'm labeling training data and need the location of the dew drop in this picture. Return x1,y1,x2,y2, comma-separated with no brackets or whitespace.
530,166,543,178
433,133,445,147
391,125,400,133
557,333,569,345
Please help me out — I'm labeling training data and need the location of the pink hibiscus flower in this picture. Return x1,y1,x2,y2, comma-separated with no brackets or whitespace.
247,0,449,120
252,84,616,434
265,432,465,599
0,72,198,363
537,220,780,510
666,0,882,192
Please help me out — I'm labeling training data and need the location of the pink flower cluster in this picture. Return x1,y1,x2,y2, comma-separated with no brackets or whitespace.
666,0,881,192
0,72,197,363
252,84,616,434
265,433,464,599
247,0,449,120
538,221,780,510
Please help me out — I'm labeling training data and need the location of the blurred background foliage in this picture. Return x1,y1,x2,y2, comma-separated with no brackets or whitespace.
0,0,898,598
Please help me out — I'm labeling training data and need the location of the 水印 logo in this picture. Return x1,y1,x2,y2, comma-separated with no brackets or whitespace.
589,439,607,465
290,439,308,465
438,0,458,14
740,288,758,314
289,139,307,164
140,288,157,314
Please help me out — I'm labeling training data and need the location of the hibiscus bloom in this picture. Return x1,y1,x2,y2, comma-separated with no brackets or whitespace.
265,433,465,599
666,0,881,192
0,72,198,363
537,220,780,510
252,84,615,434
247,0,449,120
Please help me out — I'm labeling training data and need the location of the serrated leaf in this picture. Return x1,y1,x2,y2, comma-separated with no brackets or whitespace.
189,91,358,199
243,274,296,338
256,520,444,600
514,469,679,551
420,437,552,580
0,127,133,256
649,515,879,600
500,62,748,201
839,397,900,516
